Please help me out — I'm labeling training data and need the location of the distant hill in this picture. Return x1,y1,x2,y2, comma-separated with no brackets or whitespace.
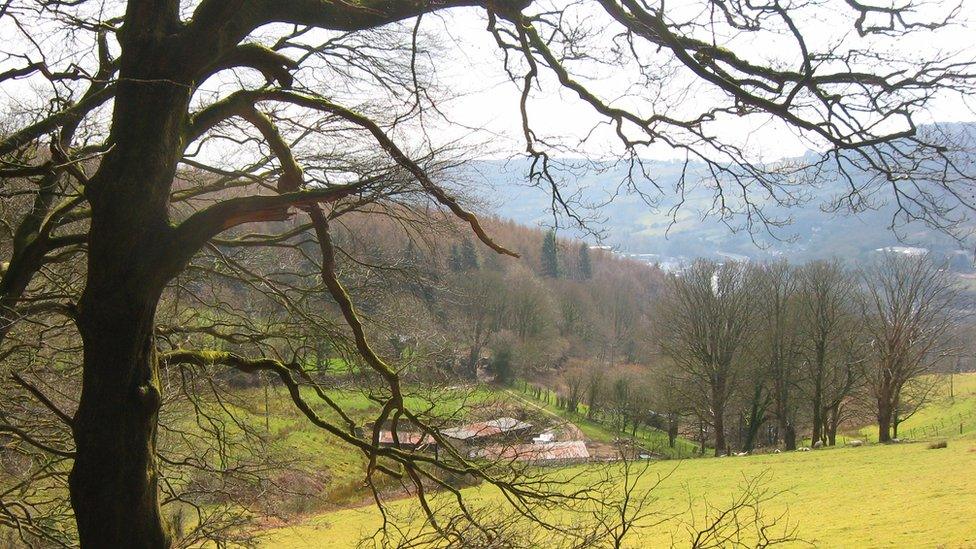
460,134,976,270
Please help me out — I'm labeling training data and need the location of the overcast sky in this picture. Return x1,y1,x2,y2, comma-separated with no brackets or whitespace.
405,1,976,162
2,0,975,166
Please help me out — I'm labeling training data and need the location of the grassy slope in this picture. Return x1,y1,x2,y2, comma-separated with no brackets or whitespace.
195,385,495,508
261,374,976,548
854,373,976,443
264,438,976,548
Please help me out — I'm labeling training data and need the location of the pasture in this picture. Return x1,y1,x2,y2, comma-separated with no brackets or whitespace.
260,374,976,548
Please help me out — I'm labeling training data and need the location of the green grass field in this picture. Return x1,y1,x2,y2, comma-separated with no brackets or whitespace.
259,374,976,548
853,373,976,443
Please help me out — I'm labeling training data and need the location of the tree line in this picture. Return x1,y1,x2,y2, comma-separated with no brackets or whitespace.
326,217,661,385
545,253,963,456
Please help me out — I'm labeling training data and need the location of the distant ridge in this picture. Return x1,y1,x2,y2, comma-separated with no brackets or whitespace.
461,123,976,269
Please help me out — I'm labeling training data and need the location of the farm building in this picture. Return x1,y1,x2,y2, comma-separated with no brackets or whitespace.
440,417,533,443
376,430,435,451
475,441,590,465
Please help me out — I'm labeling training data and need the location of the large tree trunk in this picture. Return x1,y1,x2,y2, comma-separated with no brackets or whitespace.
783,423,797,451
811,380,824,446
777,411,797,451
72,287,169,548
891,392,902,440
711,377,728,457
70,151,180,547
71,149,178,546
877,397,893,443
743,385,766,452
773,382,789,449
68,19,191,541
826,404,841,446
713,411,727,457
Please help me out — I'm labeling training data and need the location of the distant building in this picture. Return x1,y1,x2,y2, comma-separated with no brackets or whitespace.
715,251,750,263
440,417,533,443
532,431,555,444
376,430,435,451
875,246,928,257
475,441,590,465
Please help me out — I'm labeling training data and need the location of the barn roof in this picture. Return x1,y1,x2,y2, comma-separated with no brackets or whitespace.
440,417,532,440
377,431,434,446
478,440,590,462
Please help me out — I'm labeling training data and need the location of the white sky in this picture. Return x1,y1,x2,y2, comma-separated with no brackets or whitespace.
2,0,975,166
404,1,976,162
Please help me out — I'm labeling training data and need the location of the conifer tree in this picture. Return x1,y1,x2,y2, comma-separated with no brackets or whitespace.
541,230,560,278
578,243,593,280
460,238,480,271
448,244,464,273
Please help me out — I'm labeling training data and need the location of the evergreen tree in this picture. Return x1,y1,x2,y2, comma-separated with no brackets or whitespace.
448,244,463,273
541,229,560,278
460,238,480,271
578,243,593,280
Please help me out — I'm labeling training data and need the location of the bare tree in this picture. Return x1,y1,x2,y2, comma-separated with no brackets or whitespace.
647,360,688,450
658,261,755,456
796,260,863,446
859,253,959,443
451,270,509,378
560,362,587,414
745,262,800,451
586,363,607,421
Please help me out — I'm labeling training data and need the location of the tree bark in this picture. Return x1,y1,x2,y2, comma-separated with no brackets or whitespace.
773,382,790,449
72,287,169,548
826,404,840,446
877,398,892,443
777,411,797,450
811,379,824,446
713,411,726,457
70,159,180,546
783,423,797,451
743,385,767,452
711,374,728,456
68,15,191,540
